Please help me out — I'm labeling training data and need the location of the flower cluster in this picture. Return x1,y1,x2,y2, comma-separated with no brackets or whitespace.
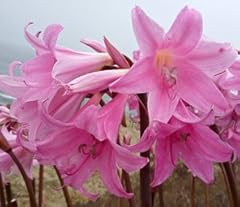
0,5,239,199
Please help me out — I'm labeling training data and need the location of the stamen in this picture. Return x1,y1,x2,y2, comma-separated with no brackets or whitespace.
78,141,99,159
179,132,190,141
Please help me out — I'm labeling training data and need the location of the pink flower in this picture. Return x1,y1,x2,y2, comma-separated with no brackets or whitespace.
24,23,113,83
0,106,33,179
110,6,237,123
216,106,240,159
35,95,147,199
126,119,232,186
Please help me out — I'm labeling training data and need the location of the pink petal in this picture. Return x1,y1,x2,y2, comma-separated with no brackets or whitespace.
148,83,179,123
97,94,127,142
52,52,112,83
24,23,47,55
112,142,148,173
21,53,55,86
180,141,214,184
177,62,230,115
151,139,176,186
67,69,128,94
36,128,91,165
125,121,179,152
110,57,158,94
75,105,99,136
42,24,63,52
104,37,130,68
99,144,133,198
80,38,106,52
187,39,237,77
174,100,214,124
191,124,232,162
165,6,202,55
63,161,98,200
0,75,26,98
132,6,164,56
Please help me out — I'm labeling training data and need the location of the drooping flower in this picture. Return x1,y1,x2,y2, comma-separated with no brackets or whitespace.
215,104,240,159
35,94,147,199
126,118,233,186
110,6,237,123
0,106,33,179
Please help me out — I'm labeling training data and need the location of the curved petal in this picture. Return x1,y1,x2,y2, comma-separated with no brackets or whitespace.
191,124,233,162
42,24,63,52
99,144,133,198
174,100,214,124
132,6,164,56
68,69,128,94
112,142,148,173
148,84,179,123
97,94,127,142
165,6,202,55
180,142,214,184
104,37,130,68
187,39,237,77
63,161,98,200
177,62,230,116
24,23,47,55
151,139,176,186
52,52,112,83
110,57,158,94
21,53,55,86
80,38,106,52
0,75,26,98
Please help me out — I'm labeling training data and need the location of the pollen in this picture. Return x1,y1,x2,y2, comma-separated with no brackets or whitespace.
155,50,172,68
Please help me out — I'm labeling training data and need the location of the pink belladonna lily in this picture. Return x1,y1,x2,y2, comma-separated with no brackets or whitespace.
110,6,237,123
35,94,147,199
25,23,113,83
0,106,33,179
126,118,232,186
215,105,240,159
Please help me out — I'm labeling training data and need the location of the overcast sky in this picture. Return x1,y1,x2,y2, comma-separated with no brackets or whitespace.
0,0,240,73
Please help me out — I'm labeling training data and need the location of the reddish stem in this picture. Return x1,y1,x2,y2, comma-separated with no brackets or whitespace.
8,150,37,207
223,162,239,207
54,166,73,207
138,94,152,207
190,176,195,207
0,173,6,207
122,170,135,207
38,165,44,207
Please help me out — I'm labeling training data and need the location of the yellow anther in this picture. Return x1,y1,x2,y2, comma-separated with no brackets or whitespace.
155,50,172,68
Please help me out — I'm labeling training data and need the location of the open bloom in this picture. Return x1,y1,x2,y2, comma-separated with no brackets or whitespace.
126,118,232,186
35,94,147,199
110,6,237,123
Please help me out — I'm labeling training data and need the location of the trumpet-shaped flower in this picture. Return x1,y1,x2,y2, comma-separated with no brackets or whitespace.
110,6,237,123
127,119,232,186
0,106,33,178
35,95,147,198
